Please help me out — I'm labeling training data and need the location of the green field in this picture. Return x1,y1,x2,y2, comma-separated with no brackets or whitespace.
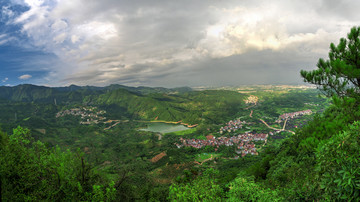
195,153,221,162
166,128,197,135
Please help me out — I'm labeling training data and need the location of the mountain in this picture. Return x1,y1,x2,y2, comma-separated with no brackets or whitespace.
0,84,55,102
0,84,193,104
87,88,247,124
0,84,247,125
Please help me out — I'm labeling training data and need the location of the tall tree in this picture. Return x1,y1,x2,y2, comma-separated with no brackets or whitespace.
301,26,360,98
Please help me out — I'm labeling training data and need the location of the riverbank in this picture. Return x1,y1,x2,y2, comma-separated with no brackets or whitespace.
138,122,195,134
137,120,198,128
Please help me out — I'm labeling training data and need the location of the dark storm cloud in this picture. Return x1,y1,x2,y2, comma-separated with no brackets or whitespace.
317,0,360,20
2,0,360,87
138,49,319,87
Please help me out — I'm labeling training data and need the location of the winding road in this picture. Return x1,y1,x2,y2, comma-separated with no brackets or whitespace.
259,118,295,134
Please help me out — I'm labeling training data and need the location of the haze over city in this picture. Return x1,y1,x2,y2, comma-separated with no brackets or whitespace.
1,0,360,87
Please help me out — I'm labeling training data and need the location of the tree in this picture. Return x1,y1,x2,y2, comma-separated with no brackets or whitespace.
0,126,115,201
168,168,224,201
227,176,283,202
301,26,360,98
315,121,360,201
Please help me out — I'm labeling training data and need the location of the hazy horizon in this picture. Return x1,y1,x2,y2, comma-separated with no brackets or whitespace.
0,82,316,89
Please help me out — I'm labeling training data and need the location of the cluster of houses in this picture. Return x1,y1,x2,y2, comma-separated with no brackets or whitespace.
56,107,107,125
175,133,268,157
219,119,247,134
279,109,312,120
244,95,259,105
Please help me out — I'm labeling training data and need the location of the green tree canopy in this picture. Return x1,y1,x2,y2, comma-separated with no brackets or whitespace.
0,126,116,201
301,26,360,98
315,121,360,201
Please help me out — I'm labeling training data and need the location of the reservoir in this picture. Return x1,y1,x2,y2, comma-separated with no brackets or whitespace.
139,122,190,134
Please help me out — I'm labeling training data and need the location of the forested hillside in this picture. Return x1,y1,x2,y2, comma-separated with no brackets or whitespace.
0,84,331,201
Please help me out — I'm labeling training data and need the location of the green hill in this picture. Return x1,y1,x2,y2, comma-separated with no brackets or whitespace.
0,84,192,105
88,88,247,124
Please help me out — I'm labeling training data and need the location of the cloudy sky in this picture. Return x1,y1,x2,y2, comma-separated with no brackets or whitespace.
0,0,360,87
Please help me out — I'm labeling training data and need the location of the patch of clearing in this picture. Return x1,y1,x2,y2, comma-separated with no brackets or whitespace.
165,128,196,135
195,153,221,162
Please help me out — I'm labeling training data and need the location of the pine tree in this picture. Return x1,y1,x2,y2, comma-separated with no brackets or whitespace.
301,26,360,98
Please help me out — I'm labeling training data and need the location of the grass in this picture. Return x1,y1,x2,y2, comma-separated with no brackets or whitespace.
195,153,221,162
165,128,197,135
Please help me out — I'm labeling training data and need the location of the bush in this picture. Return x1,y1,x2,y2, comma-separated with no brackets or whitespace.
316,121,360,200
168,168,224,201
227,176,283,202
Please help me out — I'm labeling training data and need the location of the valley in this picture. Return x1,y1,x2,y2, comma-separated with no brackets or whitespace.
0,84,330,201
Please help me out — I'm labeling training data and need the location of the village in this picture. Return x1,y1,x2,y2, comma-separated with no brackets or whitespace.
175,132,268,157
219,118,247,134
56,106,107,125
244,95,259,105
278,109,312,120
175,107,313,157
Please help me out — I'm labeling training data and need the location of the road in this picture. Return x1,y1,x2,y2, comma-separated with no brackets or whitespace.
259,118,295,134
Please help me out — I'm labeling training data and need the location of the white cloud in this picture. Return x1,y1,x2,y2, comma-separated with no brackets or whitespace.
6,0,360,86
0,40,7,45
75,21,117,40
53,32,67,44
0,34,14,45
2,77,8,82
1,6,15,19
19,74,32,80
71,35,79,43
196,3,349,58
51,19,68,31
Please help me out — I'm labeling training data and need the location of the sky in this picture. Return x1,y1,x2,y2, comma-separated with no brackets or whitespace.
1,0,360,87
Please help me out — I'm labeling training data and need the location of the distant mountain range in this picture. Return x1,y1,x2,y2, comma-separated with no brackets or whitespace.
0,84,246,124
0,84,193,104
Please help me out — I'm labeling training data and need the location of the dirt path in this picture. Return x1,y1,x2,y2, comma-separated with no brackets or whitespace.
282,118,288,130
195,155,214,165
259,119,281,130
137,120,198,128
259,119,295,134
104,121,120,130
245,104,256,110
104,120,129,130
156,133,162,140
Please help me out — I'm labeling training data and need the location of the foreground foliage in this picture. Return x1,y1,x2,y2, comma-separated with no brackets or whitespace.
227,177,283,202
316,121,360,200
168,169,224,201
0,126,115,201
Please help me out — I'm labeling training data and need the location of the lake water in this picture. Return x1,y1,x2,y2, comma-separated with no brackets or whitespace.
139,122,190,134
